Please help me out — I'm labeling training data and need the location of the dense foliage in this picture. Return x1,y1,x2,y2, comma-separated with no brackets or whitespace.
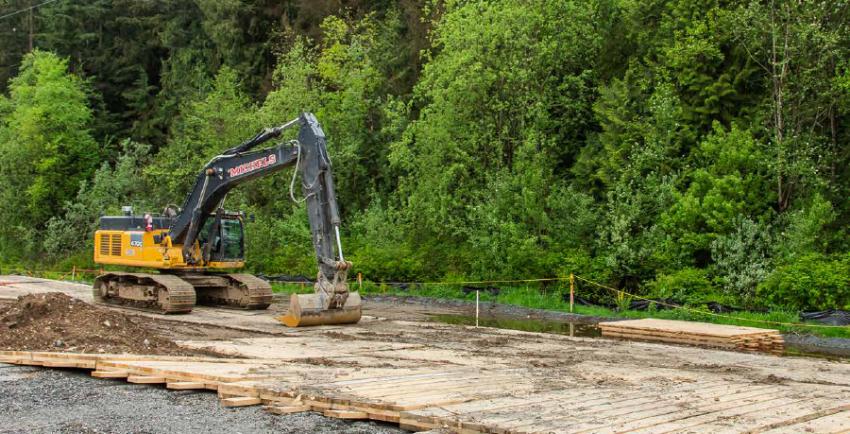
0,0,848,310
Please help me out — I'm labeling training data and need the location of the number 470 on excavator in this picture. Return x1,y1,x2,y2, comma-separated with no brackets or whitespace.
91,113,361,327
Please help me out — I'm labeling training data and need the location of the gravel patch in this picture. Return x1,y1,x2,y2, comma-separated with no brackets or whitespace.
0,364,407,434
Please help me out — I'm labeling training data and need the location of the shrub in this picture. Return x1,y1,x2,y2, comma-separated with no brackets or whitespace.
646,268,723,305
710,216,773,302
757,253,850,311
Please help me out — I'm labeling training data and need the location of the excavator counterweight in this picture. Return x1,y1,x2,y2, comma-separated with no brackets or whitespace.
92,113,361,327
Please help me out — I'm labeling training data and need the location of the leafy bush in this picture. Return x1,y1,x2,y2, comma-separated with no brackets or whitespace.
757,253,850,311
710,216,773,302
244,205,315,276
346,202,425,281
646,268,724,305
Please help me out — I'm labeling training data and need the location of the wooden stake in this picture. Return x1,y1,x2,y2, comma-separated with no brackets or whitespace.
569,273,575,314
475,289,480,328
71,266,76,281
357,272,362,291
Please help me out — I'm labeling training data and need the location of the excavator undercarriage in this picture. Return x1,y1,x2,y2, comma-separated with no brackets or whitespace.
92,272,273,313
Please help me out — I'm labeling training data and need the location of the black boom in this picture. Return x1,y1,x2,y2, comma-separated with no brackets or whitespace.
168,113,345,282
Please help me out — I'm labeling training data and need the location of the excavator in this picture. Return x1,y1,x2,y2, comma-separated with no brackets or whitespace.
91,113,361,327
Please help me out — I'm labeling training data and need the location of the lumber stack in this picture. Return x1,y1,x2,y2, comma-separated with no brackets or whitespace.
599,318,784,355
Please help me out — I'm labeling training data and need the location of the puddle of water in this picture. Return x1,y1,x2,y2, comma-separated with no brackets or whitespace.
429,313,601,338
782,345,850,362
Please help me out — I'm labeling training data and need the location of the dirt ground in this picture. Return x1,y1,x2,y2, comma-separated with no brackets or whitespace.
0,293,251,355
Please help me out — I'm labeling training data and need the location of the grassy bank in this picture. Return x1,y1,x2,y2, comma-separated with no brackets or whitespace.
270,281,850,339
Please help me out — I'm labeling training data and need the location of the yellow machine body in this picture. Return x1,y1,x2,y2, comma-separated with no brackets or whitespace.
93,229,243,270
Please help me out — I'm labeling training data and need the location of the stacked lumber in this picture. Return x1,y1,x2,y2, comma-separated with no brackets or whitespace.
599,318,784,355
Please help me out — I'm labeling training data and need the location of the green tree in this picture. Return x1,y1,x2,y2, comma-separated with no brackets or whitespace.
44,140,153,260
390,0,600,277
146,67,259,202
0,50,99,257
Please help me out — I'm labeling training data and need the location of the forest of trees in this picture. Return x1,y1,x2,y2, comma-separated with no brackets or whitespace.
0,0,848,311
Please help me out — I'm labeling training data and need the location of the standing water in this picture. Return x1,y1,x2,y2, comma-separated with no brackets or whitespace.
429,313,601,338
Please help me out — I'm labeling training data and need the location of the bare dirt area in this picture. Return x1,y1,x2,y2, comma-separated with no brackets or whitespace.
0,293,254,355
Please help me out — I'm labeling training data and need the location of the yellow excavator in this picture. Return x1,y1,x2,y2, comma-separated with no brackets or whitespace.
91,113,361,327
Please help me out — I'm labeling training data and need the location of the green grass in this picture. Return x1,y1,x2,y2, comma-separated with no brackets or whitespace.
270,281,850,339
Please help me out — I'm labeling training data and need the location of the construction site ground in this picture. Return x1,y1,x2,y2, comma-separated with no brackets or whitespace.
1,275,850,433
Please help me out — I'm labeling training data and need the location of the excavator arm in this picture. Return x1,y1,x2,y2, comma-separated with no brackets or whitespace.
168,113,359,326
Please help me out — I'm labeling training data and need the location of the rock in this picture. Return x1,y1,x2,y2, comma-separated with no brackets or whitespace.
53,339,64,348
143,339,150,346
102,320,111,327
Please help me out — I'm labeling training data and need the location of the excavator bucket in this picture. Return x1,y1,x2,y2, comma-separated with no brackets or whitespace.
278,291,362,327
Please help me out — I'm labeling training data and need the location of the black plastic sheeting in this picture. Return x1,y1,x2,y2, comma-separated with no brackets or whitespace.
800,310,850,326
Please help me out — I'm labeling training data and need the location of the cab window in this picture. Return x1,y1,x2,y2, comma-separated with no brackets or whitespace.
220,219,244,260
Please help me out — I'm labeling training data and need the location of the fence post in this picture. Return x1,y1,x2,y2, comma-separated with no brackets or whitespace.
475,290,480,328
569,273,575,314
357,272,362,292
72,266,76,281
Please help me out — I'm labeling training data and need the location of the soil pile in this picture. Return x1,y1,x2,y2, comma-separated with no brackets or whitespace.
0,292,189,355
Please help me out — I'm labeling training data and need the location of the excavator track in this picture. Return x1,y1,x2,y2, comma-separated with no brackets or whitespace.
93,272,196,314
224,273,273,309
177,273,272,310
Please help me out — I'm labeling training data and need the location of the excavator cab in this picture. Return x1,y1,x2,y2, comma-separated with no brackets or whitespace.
197,213,245,263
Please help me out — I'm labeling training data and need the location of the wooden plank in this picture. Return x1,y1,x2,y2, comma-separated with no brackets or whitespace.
756,405,850,434
484,384,779,434
127,375,166,384
599,319,780,338
589,395,801,434
601,329,782,354
401,380,727,430
324,409,369,419
601,331,739,348
221,397,261,407
341,373,528,400
601,327,780,344
41,360,97,369
693,400,845,433
626,397,813,434
91,370,129,379
97,359,278,383
167,381,206,390
563,386,790,434
217,382,261,398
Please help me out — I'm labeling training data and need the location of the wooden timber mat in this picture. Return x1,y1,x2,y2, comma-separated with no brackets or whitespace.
3,349,850,433
599,318,785,355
